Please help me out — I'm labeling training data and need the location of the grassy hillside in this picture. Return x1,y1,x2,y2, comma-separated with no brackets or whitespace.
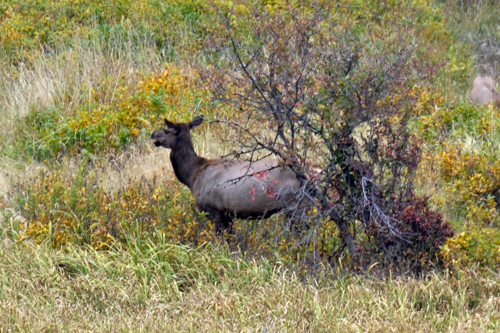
1,0,500,330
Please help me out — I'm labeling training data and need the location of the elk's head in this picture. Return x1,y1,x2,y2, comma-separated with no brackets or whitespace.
151,116,204,149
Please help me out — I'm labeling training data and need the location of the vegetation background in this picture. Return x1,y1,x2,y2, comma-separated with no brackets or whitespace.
0,0,499,331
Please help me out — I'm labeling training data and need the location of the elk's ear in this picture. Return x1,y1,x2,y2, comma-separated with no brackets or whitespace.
188,115,204,130
164,119,179,133
164,119,176,128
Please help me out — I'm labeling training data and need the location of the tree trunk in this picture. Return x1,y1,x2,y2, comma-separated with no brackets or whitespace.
309,182,357,255
328,209,357,255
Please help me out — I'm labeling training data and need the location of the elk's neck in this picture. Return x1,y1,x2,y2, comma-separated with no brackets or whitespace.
170,143,204,189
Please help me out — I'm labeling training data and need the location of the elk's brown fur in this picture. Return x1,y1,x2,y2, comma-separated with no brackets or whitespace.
151,116,303,234
468,75,500,107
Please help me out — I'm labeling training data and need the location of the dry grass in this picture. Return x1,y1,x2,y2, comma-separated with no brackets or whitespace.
0,237,498,332
0,31,164,157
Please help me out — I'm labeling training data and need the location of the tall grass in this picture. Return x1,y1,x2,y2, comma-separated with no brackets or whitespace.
0,236,499,331
0,31,165,153
440,0,500,74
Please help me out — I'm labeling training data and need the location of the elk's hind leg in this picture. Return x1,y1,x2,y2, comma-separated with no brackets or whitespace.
207,209,234,237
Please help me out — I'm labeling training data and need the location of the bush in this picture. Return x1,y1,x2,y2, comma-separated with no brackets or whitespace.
442,227,500,269
416,101,500,226
366,193,453,268
202,0,454,269
414,98,500,269
7,161,212,249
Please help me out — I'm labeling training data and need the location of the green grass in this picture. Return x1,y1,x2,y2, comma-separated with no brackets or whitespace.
1,236,499,332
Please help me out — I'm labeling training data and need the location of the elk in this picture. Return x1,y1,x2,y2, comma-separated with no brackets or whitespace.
468,75,500,107
151,116,304,234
